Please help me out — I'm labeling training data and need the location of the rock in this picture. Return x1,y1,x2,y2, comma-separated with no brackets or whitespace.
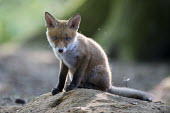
1,89,170,113
15,99,26,104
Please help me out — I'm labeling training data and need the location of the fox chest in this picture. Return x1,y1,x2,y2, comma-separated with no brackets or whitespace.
56,50,79,69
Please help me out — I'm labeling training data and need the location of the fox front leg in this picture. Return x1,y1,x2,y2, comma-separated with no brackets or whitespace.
52,62,68,95
66,56,89,91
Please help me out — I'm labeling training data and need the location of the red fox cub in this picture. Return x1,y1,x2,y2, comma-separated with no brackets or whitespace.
44,12,152,102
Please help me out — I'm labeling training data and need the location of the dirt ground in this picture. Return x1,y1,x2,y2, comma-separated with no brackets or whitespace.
1,89,170,113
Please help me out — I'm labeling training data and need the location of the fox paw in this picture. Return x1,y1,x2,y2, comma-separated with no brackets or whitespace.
65,84,77,92
51,88,61,95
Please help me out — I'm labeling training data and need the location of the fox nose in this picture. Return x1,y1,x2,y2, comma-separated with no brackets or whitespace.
58,48,63,53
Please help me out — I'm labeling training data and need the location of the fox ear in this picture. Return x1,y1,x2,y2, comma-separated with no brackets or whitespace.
67,13,81,31
45,12,58,28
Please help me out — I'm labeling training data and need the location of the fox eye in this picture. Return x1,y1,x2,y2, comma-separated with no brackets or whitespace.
65,37,71,41
53,36,58,41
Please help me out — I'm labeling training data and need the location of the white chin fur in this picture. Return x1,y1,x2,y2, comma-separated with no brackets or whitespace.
67,34,78,51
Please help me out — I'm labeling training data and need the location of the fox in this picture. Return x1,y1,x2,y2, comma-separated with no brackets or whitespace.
44,12,152,102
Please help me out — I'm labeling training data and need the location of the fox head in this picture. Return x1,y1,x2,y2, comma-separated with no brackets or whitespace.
45,12,81,53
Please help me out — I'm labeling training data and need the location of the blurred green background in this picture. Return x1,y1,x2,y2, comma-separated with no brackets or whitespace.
0,0,170,61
